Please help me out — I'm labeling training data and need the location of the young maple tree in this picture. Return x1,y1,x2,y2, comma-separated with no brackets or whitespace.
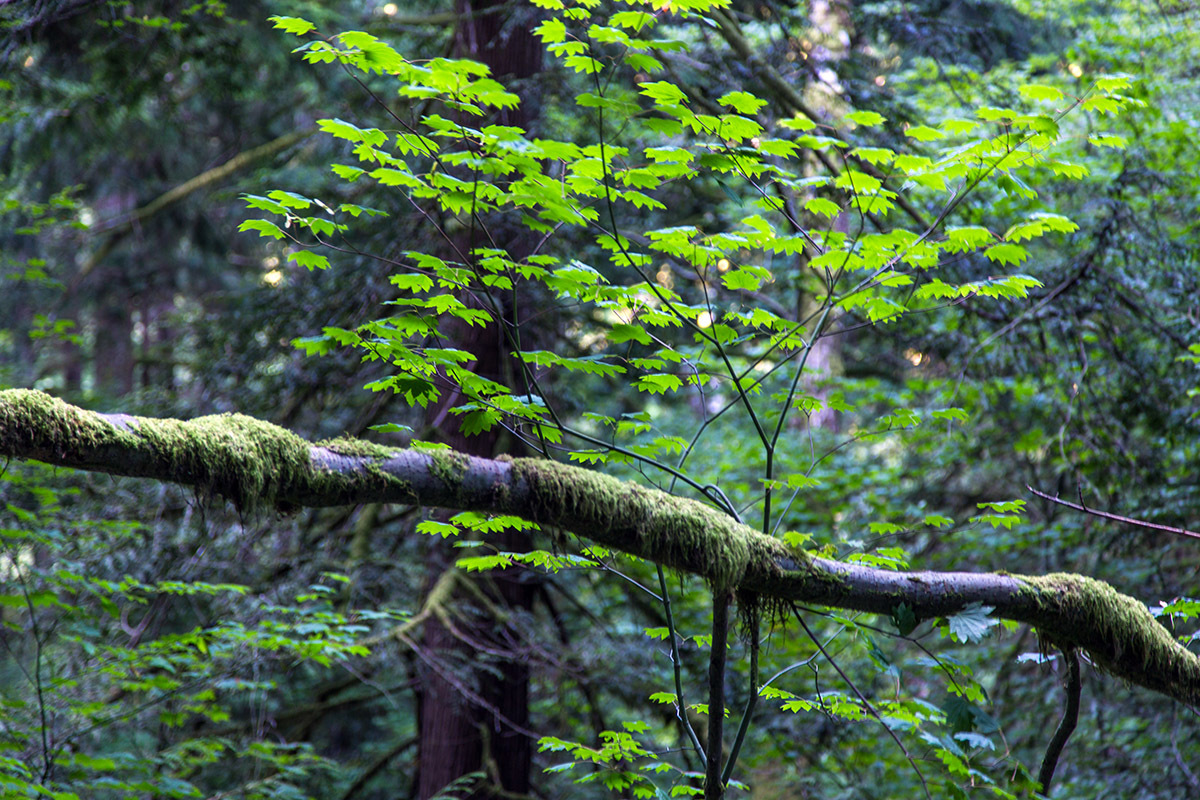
2,2,1197,799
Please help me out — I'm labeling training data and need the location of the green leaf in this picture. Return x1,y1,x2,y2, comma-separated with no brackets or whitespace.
943,695,977,733
635,373,683,394
70,753,118,770
904,124,943,141
779,113,816,131
970,513,1021,530
242,194,288,215
368,422,412,433
610,323,653,345
267,190,313,210
564,55,603,74
930,408,968,424
943,226,993,252
804,197,841,218
983,243,1028,267
639,81,687,106
833,170,882,193
1081,95,1125,114
416,520,460,538
891,603,918,636
1088,133,1127,149
533,18,567,43
717,90,767,114
391,273,435,292
944,603,998,643
977,105,1016,122
458,554,513,572
611,10,655,30
844,110,886,127
237,219,286,240
287,250,330,270
1095,74,1133,91
269,15,315,35
1018,84,1065,103
722,265,772,291
851,147,894,166
976,499,1025,513
318,118,386,147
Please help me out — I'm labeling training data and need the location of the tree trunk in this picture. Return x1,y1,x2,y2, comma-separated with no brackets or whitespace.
417,305,534,800
94,289,135,397
416,5,543,796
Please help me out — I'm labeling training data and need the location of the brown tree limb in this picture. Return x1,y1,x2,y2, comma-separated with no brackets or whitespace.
1027,484,1200,541
339,735,418,800
1038,648,1081,795
704,591,731,800
2,389,1199,706
79,128,315,280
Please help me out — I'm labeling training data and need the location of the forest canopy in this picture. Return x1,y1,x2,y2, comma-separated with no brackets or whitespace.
1,1,1198,799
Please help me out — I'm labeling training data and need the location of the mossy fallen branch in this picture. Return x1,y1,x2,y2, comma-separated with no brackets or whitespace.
2,389,1198,705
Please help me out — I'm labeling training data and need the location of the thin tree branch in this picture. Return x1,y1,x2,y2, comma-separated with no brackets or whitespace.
79,128,315,279
720,607,758,786
658,565,707,766
1038,648,1081,795
1027,484,1200,541
339,736,418,800
708,8,931,231
795,610,931,800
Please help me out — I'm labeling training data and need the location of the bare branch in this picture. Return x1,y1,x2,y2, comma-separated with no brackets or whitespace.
1038,648,1082,794
1027,484,1200,541
79,128,315,279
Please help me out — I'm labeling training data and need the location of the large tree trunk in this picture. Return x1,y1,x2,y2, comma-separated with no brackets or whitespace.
417,309,535,800
415,3,543,797
94,284,136,397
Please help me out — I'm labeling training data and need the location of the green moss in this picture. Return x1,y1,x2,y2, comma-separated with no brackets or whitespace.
1021,573,1200,687
512,458,792,593
317,436,400,459
0,389,318,511
135,411,314,510
426,448,472,491
0,388,135,451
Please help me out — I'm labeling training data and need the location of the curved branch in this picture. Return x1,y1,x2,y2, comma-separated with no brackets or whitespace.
2,389,1199,706
1028,484,1200,541
79,128,316,280
1038,648,1082,795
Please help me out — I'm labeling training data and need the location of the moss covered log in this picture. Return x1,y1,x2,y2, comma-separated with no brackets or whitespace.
2,389,1198,705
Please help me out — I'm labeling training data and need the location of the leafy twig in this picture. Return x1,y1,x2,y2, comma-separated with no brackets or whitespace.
720,607,759,786
794,609,931,800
